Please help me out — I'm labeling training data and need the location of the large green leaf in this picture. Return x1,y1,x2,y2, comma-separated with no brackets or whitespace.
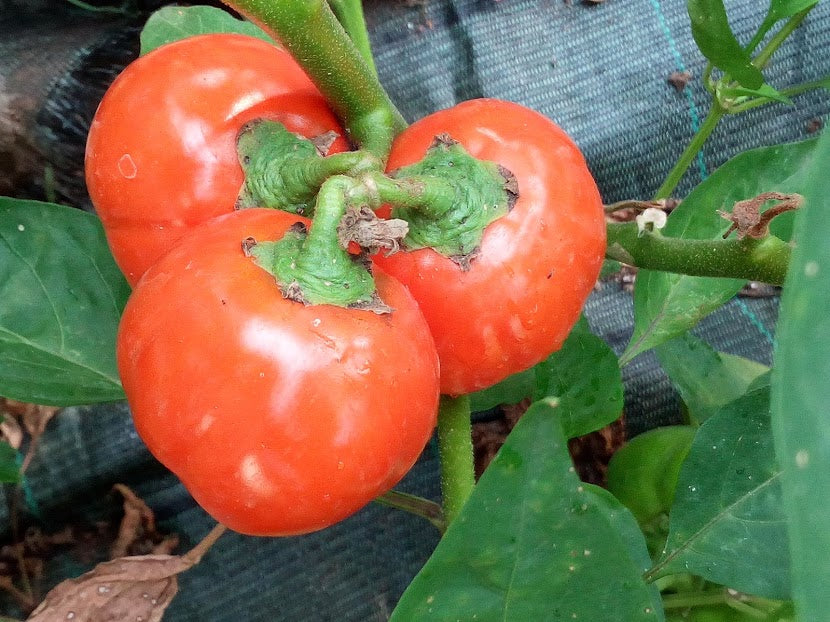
622,138,818,365
140,5,274,56
533,326,623,439
391,399,663,621
687,0,764,89
656,332,769,425
770,122,830,619
649,387,789,599
0,199,129,405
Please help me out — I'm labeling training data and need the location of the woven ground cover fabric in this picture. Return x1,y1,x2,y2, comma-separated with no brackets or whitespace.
2,0,829,619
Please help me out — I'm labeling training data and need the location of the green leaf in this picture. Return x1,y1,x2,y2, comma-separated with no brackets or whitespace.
770,119,830,619
469,369,534,413
622,137,818,364
656,332,769,425
767,0,818,22
607,425,697,524
140,5,275,55
391,399,664,621
752,0,818,53
649,387,789,599
600,259,623,278
719,83,792,105
687,0,764,89
0,199,129,405
0,440,20,484
533,327,623,439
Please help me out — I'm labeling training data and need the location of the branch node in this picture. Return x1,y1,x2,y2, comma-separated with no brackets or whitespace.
719,192,803,239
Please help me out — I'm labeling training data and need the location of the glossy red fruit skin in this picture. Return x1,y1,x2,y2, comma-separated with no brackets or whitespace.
375,99,607,396
86,34,349,285
117,208,440,536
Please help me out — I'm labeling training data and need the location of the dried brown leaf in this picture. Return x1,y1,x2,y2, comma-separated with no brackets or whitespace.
21,406,59,439
0,417,24,450
110,485,157,560
336,205,409,255
27,554,192,622
719,191,803,239
150,536,180,556
0,400,60,438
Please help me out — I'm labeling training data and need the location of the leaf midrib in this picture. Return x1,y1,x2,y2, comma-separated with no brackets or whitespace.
646,471,782,581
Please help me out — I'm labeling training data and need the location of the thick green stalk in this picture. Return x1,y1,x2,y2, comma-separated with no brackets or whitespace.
606,221,791,284
654,103,724,200
328,0,377,76
224,0,406,159
437,394,475,527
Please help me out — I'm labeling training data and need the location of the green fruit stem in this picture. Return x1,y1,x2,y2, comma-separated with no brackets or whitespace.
223,0,406,160
249,175,381,308
237,119,380,215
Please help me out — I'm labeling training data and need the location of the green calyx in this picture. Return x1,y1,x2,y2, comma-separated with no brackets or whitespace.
236,119,327,215
390,134,517,268
246,225,382,310
245,176,404,313
236,119,384,217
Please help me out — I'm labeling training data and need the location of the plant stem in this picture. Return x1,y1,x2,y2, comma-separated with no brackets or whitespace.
224,0,406,160
375,490,446,533
237,119,382,214
328,0,378,76
292,176,378,305
661,590,729,610
753,8,813,70
301,151,382,186
183,523,228,566
250,175,383,307
437,394,475,527
606,222,791,284
729,77,830,114
654,103,724,200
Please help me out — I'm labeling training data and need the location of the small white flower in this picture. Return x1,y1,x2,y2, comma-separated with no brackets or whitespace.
635,207,668,237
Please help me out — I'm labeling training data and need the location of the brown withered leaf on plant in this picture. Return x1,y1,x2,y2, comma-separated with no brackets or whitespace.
26,554,189,622
110,484,179,559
